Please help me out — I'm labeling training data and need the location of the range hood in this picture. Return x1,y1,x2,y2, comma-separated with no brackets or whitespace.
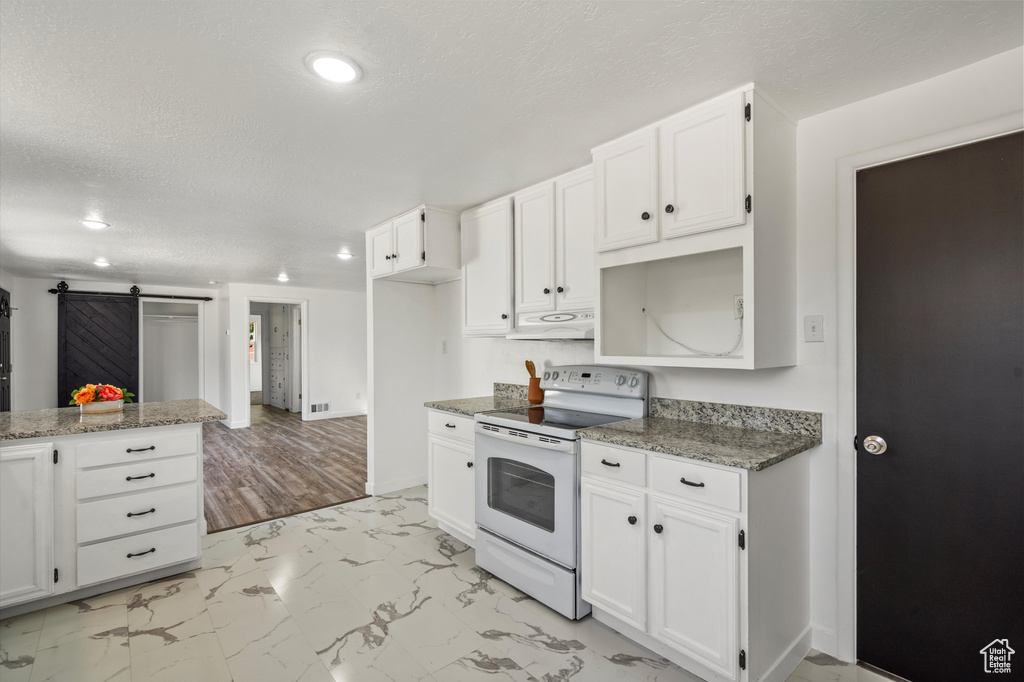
507,311,595,340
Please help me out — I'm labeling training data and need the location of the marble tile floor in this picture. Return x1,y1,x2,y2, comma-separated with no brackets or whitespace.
0,487,892,682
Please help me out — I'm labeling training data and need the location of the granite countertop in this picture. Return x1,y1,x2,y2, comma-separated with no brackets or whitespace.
423,395,531,417
579,417,821,472
0,399,227,441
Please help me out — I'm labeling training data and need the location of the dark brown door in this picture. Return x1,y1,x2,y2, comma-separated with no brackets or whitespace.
856,132,1023,681
58,293,139,406
0,287,10,412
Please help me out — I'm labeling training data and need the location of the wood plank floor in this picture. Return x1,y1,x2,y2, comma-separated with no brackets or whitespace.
202,404,368,532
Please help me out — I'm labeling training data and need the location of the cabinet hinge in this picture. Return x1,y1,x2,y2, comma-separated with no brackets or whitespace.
54,568,59,583
744,103,751,122
745,195,751,213
738,530,746,550
422,251,426,261
420,211,425,222
53,449,58,464
739,650,746,670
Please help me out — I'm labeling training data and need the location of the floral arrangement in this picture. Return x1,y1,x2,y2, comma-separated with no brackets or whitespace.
70,384,135,406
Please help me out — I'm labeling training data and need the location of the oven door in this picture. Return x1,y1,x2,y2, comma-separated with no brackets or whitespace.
474,424,578,569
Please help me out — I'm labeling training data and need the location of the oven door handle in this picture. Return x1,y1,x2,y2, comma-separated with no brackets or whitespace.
474,424,576,453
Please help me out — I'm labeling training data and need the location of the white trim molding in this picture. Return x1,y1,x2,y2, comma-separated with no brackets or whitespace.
834,111,1023,661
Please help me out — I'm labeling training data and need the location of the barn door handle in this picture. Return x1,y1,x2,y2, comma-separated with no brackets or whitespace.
126,446,155,453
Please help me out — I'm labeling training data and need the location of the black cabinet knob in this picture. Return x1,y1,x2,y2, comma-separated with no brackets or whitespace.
627,515,637,525
653,524,664,534
665,204,674,213
385,255,391,260
641,212,651,221
543,288,550,294
557,286,564,293
466,461,474,468
392,253,398,259
501,313,508,319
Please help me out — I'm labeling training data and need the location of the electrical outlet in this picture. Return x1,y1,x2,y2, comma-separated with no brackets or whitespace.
734,295,744,319
804,315,824,342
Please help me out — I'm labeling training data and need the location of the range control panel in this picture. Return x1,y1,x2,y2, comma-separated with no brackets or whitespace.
539,365,648,397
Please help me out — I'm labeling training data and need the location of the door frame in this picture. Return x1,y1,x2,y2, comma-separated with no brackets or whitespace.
834,111,1023,661
243,296,309,427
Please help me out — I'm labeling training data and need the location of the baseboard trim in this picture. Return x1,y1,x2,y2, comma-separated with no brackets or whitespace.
811,624,839,659
368,473,427,496
226,419,249,429
760,626,812,682
306,409,366,421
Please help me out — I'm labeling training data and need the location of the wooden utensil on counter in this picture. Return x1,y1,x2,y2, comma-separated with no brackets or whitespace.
526,360,544,404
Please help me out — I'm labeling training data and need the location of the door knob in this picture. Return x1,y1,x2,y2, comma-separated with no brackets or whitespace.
863,435,887,455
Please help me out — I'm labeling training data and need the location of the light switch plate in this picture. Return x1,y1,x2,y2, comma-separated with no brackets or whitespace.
804,315,824,342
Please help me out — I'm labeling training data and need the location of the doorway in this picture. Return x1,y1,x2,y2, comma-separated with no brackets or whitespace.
855,132,1023,680
140,300,203,402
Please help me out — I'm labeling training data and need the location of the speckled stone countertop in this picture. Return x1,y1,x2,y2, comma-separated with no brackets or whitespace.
580,398,822,472
424,383,530,416
0,399,227,441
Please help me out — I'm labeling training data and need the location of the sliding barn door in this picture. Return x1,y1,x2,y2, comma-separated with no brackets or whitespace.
58,293,139,406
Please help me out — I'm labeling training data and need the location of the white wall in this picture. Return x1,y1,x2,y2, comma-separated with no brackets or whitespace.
142,317,200,401
422,46,1024,660
0,271,221,411
223,282,367,427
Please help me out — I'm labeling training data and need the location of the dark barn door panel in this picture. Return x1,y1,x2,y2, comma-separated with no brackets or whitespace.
0,287,10,412
856,132,1023,681
57,294,139,405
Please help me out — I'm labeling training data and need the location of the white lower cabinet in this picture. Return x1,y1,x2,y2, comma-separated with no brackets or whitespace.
0,443,54,607
426,411,476,545
581,440,810,682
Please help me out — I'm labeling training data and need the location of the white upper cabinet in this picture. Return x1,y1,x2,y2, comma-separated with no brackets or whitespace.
555,166,596,312
660,91,746,238
392,209,424,273
368,222,394,277
594,128,659,252
0,443,53,608
515,182,556,314
367,206,460,284
462,197,513,336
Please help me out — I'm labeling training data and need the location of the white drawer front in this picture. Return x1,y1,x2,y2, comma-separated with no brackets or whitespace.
77,485,198,544
649,456,742,513
76,429,199,468
77,523,199,587
77,455,198,500
427,411,474,443
582,442,646,488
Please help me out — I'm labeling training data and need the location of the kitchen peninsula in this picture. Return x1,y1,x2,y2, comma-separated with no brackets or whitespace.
0,399,225,617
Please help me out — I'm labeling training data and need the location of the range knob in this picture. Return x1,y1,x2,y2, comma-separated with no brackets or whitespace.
543,371,550,380
551,371,560,380
628,376,640,388
615,375,627,387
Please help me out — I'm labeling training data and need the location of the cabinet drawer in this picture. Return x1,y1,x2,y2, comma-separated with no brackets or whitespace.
649,456,741,512
77,484,198,544
76,429,199,469
77,523,199,587
427,411,475,443
582,442,646,487
77,455,198,500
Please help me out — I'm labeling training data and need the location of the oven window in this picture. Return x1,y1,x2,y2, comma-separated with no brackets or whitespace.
487,458,556,533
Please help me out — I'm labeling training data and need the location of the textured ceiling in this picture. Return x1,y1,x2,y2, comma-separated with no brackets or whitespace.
1,1,1020,291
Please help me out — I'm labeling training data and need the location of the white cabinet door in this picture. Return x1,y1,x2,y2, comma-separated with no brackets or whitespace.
649,496,739,681
581,479,646,630
393,209,424,273
0,443,53,607
555,166,596,312
515,182,555,314
660,91,746,239
461,198,513,335
427,435,475,540
594,128,659,253
369,222,394,277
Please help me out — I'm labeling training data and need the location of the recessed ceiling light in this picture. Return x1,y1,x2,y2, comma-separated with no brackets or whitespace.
81,219,109,229
94,259,110,267
277,273,289,282
337,251,355,260
306,52,362,84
